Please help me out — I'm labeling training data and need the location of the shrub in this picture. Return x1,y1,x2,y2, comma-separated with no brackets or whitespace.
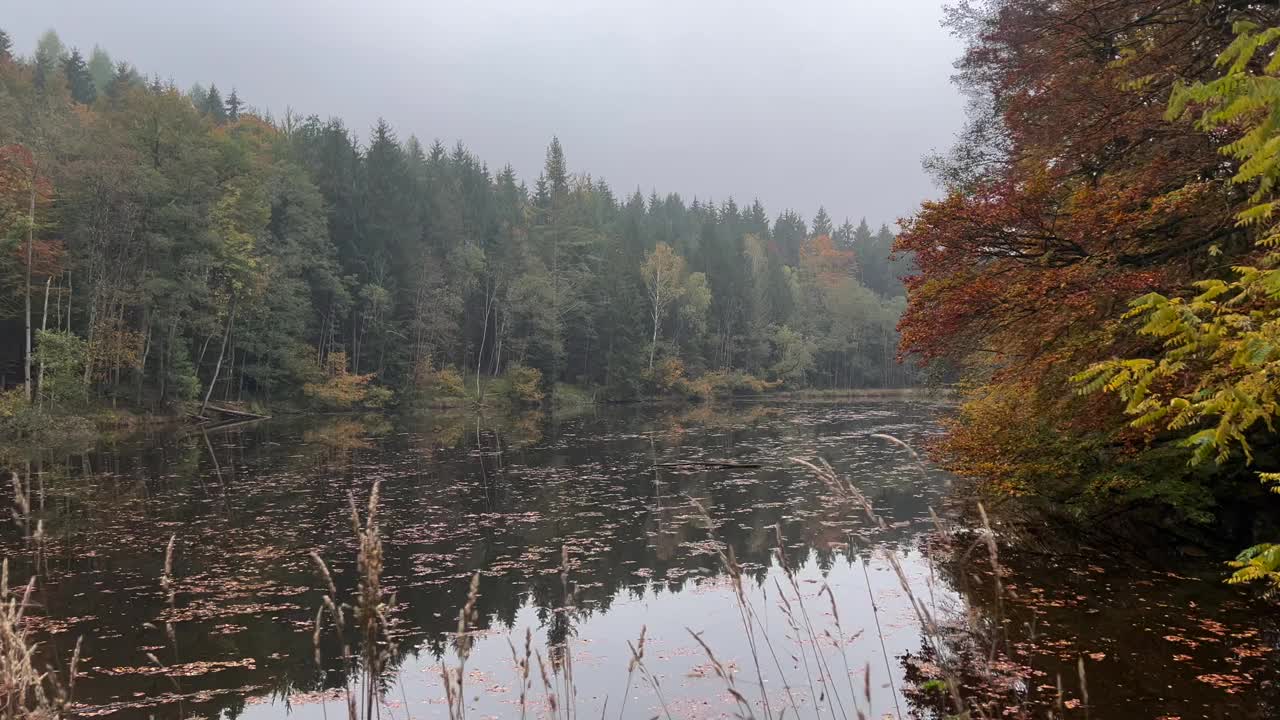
412,361,467,406
642,357,687,395
0,389,24,420
35,329,89,409
680,369,777,400
303,352,390,409
503,364,543,405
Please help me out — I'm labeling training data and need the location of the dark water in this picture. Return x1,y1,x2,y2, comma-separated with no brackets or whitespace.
2,401,1276,719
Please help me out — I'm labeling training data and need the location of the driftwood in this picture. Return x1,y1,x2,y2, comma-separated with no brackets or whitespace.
193,404,271,424
656,461,762,469
205,404,269,419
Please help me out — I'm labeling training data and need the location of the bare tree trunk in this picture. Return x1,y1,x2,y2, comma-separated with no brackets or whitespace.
201,298,237,416
24,180,35,403
476,283,494,402
491,306,507,376
137,318,151,406
649,305,660,370
648,264,661,370
82,293,97,396
36,277,51,408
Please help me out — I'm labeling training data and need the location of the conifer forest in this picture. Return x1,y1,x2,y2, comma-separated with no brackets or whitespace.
6,2,1280,719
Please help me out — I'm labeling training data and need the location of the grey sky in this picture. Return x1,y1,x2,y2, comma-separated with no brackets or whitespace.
6,1,964,229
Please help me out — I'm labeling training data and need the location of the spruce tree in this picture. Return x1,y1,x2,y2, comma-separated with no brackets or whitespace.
203,84,227,123
834,218,855,249
544,137,568,198
34,29,65,90
64,48,97,104
225,87,242,121
109,61,138,97
812,205,832,237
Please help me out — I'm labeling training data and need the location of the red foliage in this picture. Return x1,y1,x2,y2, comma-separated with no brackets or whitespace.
17,238,67,278
896,0,1253,387
800,234,857,287
0,144,55,226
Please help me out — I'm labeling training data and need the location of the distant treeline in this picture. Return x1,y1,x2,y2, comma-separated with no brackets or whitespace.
0,28,914,413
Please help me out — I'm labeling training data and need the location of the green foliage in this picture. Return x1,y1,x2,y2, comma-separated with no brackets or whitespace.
0,29,915,431
766,324,816,386
1226,542,1280,592
62,48,96,104
1076,20,1280,588
35,329,88,409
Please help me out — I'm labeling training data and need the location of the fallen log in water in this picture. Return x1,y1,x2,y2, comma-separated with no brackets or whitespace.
655,461,762,469
196,404,271,422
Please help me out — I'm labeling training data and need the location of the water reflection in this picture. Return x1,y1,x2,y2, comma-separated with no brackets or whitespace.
1,400,1274,719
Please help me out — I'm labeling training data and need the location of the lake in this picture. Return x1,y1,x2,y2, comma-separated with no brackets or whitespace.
2,400,1276,719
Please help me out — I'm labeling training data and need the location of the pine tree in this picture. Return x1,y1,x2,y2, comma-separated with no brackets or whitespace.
812,206,832,237
225,87,242,121
203,83,227,123
63,48,97,104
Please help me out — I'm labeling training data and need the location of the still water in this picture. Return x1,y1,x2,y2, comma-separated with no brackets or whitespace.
2,400,1276,719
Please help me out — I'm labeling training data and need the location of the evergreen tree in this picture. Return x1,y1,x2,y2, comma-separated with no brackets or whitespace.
850,218,883,293
63,48,96,104
225,87,242,121
773,210,808,264
203,83,227,123
0,29,917,418
0,29,12,61
34,29,65,90
108,61,139,98
812,206,832,237
834,218,855,249
545,136,568,198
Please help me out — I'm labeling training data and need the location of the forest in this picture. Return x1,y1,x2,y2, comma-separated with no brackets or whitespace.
897,0,1280,587
11,1,1280,718
0,27,914,424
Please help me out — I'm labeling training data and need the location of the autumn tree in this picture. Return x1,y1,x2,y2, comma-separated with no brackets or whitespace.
897,0,1278,521
641,242,687,369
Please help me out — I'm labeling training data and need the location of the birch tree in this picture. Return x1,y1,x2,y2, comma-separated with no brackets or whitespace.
641,242,686,369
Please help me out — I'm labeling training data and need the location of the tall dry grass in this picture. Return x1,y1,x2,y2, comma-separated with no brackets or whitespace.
299,438,1088,720
0,559,80,720
310,480,397,720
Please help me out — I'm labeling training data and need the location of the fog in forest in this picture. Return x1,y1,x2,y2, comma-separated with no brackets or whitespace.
3,0,964,226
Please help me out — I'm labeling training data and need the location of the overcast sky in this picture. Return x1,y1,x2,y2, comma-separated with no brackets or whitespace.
6,1,965,229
